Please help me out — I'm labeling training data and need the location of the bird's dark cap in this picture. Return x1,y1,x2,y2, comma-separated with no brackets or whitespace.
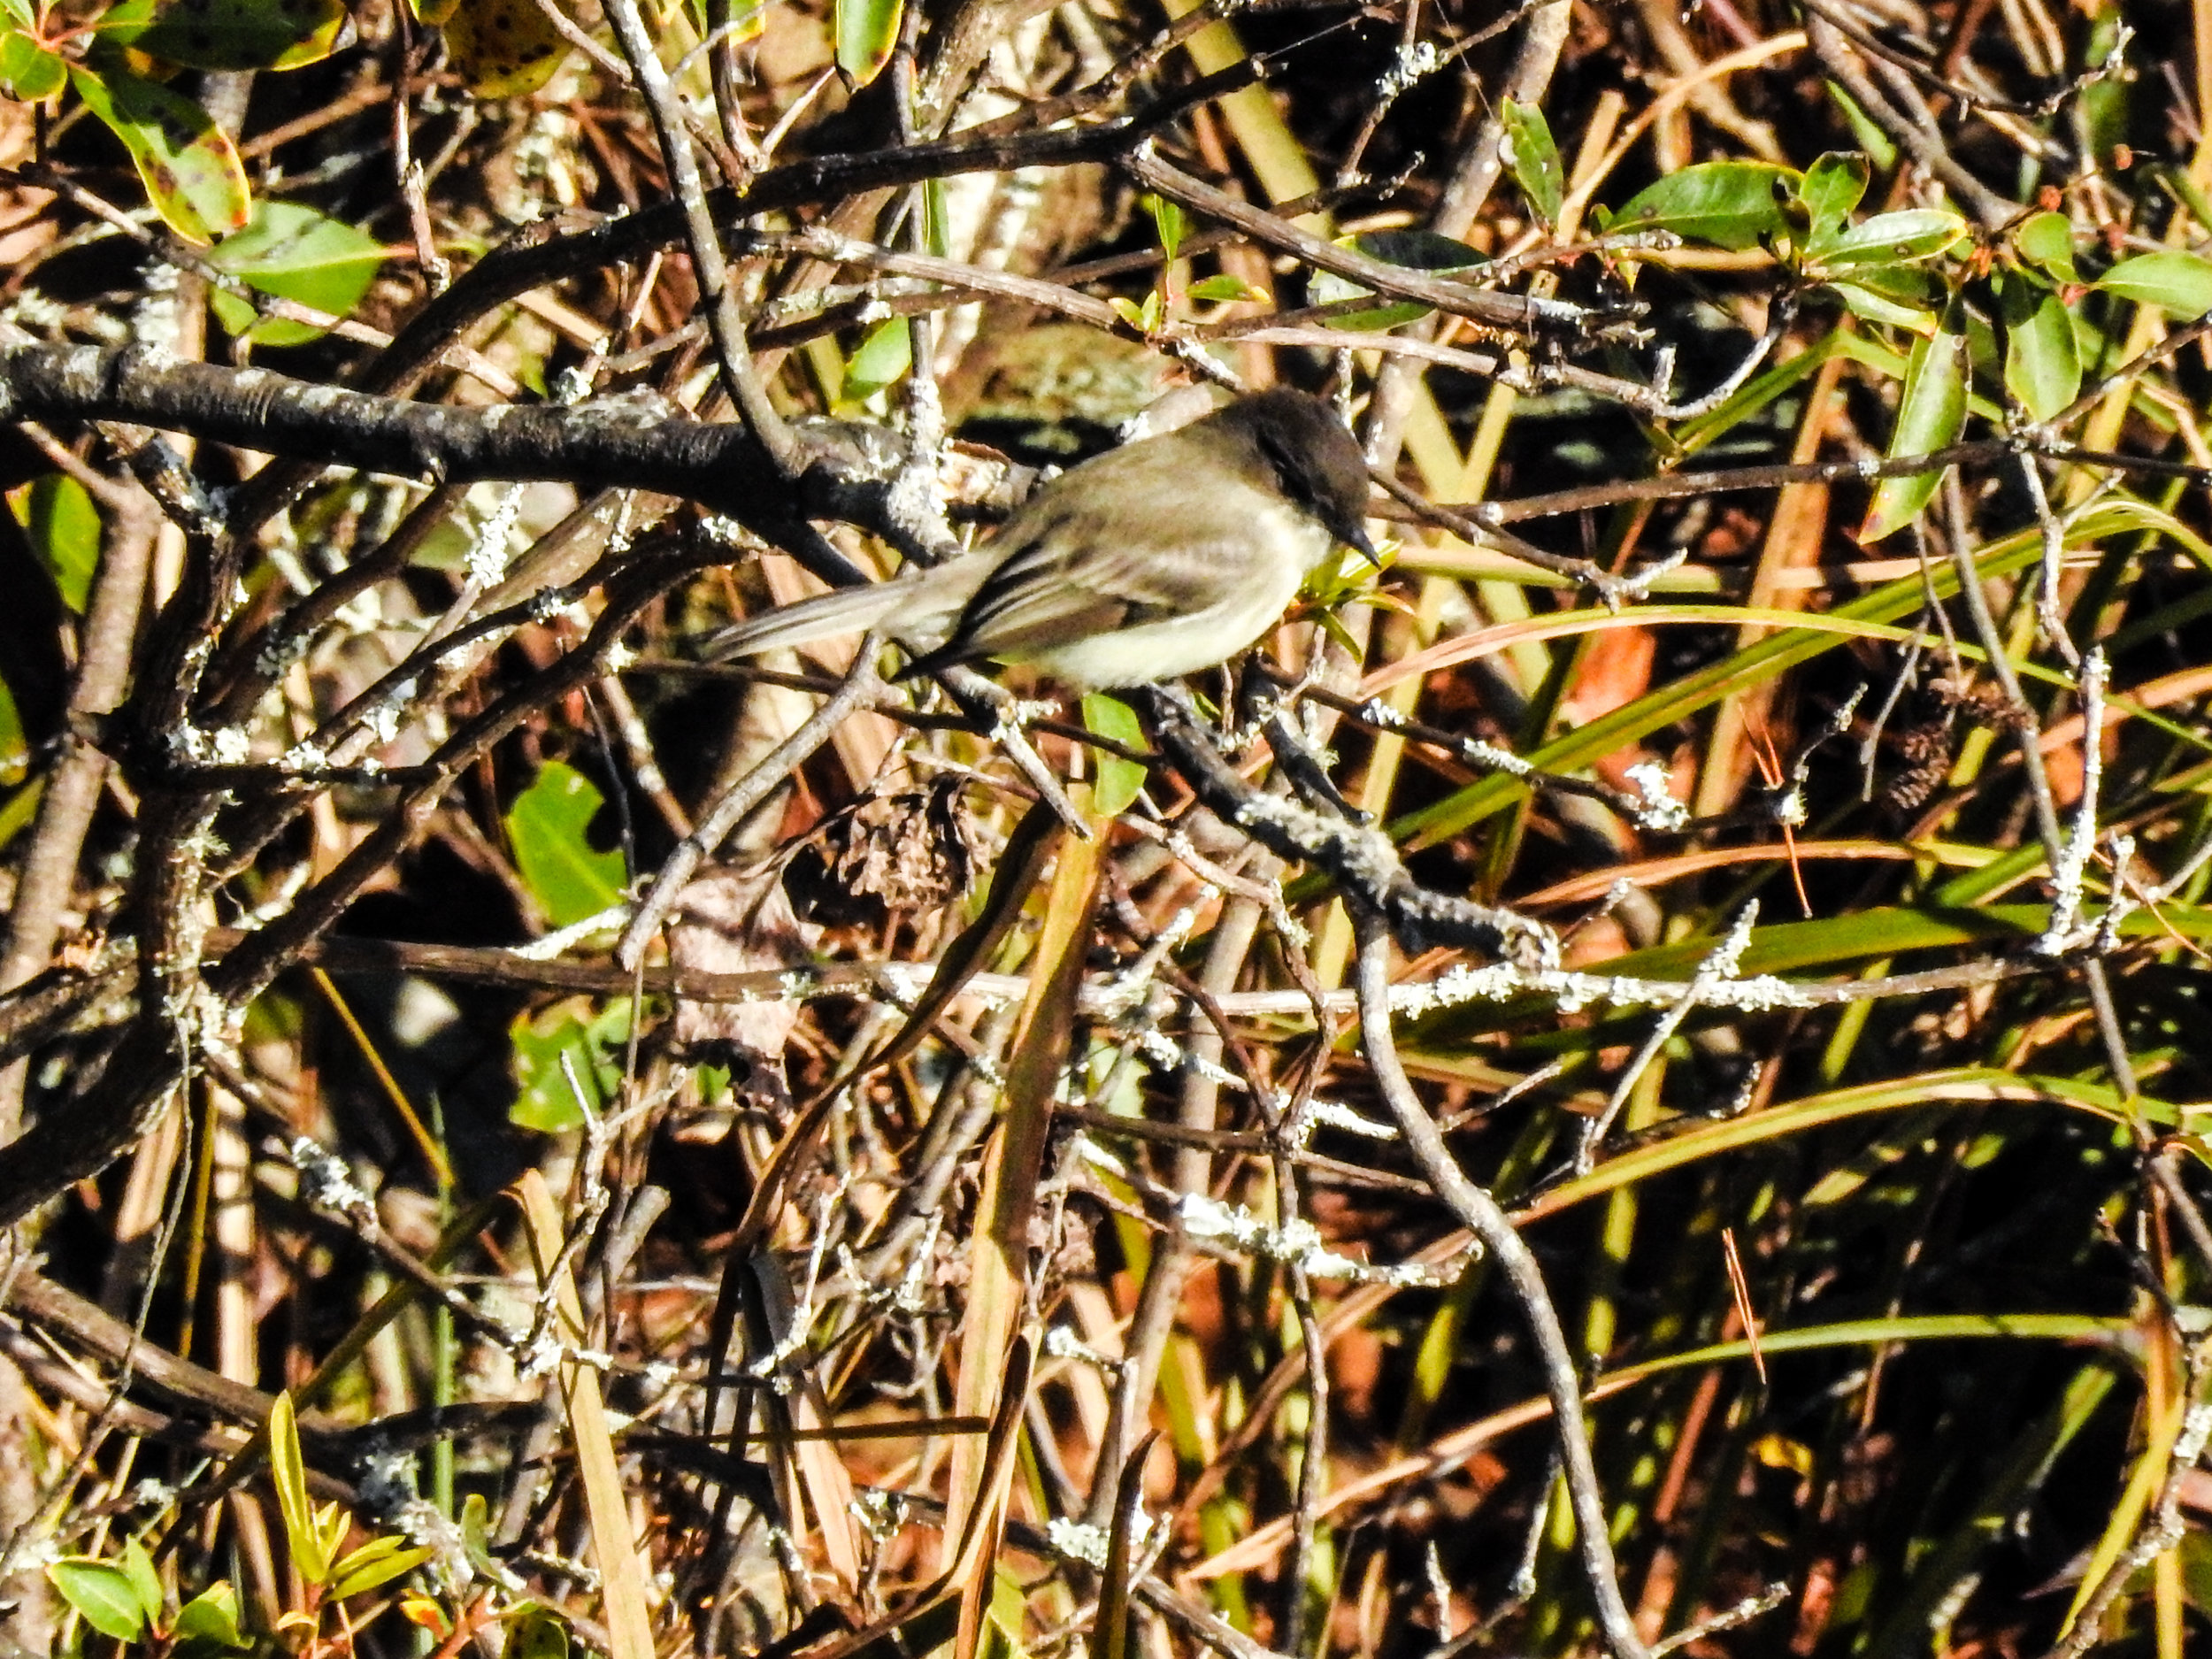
1219,388,1380,564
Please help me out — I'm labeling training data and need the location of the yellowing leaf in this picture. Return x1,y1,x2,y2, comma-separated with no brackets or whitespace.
69,60,248,243
134,0,347,71
833,0,899,88
443,0,571,98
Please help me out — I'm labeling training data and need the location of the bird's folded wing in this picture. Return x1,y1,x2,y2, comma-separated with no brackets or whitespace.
951,507,1259,659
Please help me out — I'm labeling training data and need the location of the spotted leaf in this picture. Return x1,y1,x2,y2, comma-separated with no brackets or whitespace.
68,60,248,243
443,0,571,98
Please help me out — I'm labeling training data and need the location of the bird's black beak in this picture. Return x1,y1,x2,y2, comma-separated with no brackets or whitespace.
1340,516,1381,566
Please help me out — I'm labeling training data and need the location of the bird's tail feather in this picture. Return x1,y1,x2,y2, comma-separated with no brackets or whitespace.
703,580,913,662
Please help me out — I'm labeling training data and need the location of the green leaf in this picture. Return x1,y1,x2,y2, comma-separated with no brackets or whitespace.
2000,272,2080,421
2016,210,2078,283
1143,193,1184,262
1500,98,1563,224
509,997,630,1132
505,1604,572,1659
173,1583,246,1653
1309,229,1486,329
7,472,98,602
0,29,64,99
7,472,100,612
0,0,35,33
442,0,569,96
208,200,385,347
134,0,346,70
833,0,898,88
1861,299,1967,541
0,667,25,785
1807,208,1968,273
2096,250,2212,316
68,60,249,243
505,760,625,926
1080,693,1148,818
1610,161,1800,250
267,1392,332,1582
841,317,910,403
1824,82,1897,169
1187,273,1269,303
47,1559,149,1642
1829,276,1939,333
1799,151,1869,243
329,1536,435,1601
119,1538,163,1625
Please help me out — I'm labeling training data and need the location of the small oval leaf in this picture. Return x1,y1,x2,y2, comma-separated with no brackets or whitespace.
1611,161,1801,250
2001,272,2080,421
2096,250,2212,316
1799,151,1869,242
2016,210,2078,282
1862,301,1967,541
1501,98,1563,225
1809,208,1969,273
0,30,64,99
209,200,386,346
1080,693,1148,818
47,1560,149,1642
6,472,102,612
506,760,625,926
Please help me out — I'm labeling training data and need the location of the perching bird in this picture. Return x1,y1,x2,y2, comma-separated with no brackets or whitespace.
704,388,1376,690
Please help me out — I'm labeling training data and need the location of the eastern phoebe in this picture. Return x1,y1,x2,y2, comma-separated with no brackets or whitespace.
705,388,1377,689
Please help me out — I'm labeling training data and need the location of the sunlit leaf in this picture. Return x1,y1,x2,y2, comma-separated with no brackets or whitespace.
2016,210,2078,283
0,669,24,786
1501,98,1563,224
1080,693,1148,818
1861,300,1966,541
209,199,386,346
509,997,629,1132
833,0,898,88
442,0,570,98
2000,272,2080,421
1830,277,1939,333
329,1536,435,1601
1143,193,1184,262
1610,161,1800,250
173,1583,246,1653
47,1559,148,1642
69,59,249,243
2096,250,2212,316
7,472,101,612
267,1392,332,1583
841,317,910,403
1187,273,1269,303
1807,208,1968,273
134,0,346,70
0,29,63,98
1798,151,1869,243
119,1539,163,1626
505,760,625,927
